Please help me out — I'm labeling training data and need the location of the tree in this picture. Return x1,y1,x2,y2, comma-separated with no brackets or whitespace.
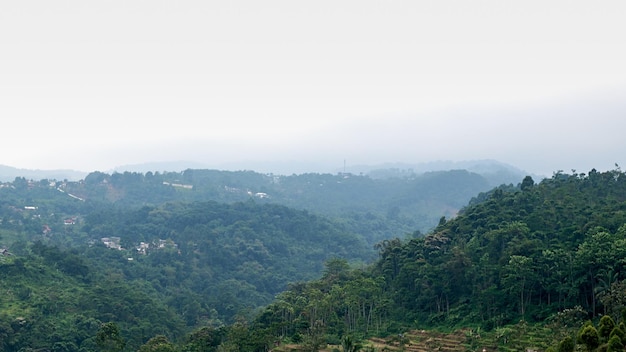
521,176,535,191
503,255,534,317
95,322,125,352
0,318,14,351
182,327,225,352
341,335,362,352
138,335,176,352
598,315,616,342
302,320,326,352
609,326,626,344
322,257,351,282
599,279,626,322
12,176,28,190
607,335,624,352
578,325,600,352
576,230,624,316
557,336,574,352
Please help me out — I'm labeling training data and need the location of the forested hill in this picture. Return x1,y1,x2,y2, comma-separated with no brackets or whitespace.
67,168,499,240
0,246,187,351
250,168,626,348
379,169,626,326
82,200,374,309
0,201,372,351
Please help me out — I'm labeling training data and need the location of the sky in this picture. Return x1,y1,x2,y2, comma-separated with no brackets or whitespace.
1,1,625,177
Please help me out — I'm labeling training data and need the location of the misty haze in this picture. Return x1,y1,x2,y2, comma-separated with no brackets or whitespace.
1,1,625,351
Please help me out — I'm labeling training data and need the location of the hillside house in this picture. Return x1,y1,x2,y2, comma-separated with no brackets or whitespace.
101,237,122,250
136,242,150,255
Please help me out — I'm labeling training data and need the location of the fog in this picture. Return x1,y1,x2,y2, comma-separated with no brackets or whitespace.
1,1,625,176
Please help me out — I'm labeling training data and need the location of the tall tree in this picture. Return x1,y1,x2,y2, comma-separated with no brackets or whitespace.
95,322,125,352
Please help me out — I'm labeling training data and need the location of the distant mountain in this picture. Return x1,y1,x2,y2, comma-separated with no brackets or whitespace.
112,159,540,183
0,159,531,239
115,159,343,176
66,168,502,239
112,160,213,174
0,164,87,182
0,159,537,186
345,159,543,187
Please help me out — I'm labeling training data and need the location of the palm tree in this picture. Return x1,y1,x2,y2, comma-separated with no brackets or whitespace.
342,335,362,352
595,269,618,315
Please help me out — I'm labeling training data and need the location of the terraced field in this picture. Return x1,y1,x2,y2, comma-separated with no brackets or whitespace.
273,330,469,352
365,330,468,352
273,323,554,351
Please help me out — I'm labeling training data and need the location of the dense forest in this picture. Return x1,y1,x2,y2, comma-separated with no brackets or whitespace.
67,167,507,238
0,168,501,351
2,167,626,351
249,168,626,351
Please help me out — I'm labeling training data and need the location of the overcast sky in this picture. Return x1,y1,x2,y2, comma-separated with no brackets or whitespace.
1,1,625,176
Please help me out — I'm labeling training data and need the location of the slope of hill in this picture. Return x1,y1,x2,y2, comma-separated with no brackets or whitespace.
347,159,541,187
0,200,373,351
0,246,186,351
248,167,626,351
82,201,375,322
62,168,506,241
0,164,87,182
0,165,537,351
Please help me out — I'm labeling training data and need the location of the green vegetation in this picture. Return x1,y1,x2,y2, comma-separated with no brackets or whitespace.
249,167,626,350
82,201,375,325
0,250,185,351
2,167,626,351
67,168,498,241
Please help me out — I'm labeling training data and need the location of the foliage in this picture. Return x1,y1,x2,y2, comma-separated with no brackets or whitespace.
609,326,625,345
81,200,374,325
1,168,499,247
96,322,126,352
4,167,626,351
598,315,616,342
578,325,600,351
341,335,362,352
607,335,624,352
0,250,185,351
249,168,626,347
557,336,574,352
137,335,177,352
180,327,226,352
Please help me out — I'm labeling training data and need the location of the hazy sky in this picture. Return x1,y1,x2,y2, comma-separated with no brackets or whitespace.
1,1,625,176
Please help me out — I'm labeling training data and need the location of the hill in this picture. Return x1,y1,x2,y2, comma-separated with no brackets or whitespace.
0,246,186,351
248,167,626,351
0,199,373,351
0,159,529,238
82,201,375,321
63,168,504,241
0,166,539,351
0,164,87,182
347,159,540,187
3,168,626,350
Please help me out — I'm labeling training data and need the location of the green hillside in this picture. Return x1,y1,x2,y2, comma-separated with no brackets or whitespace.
0,199,373,351
0,168,505,350
0,247,185,351
6,167,625,351
64,168,498,240
83,201,375,322
248,167,626,351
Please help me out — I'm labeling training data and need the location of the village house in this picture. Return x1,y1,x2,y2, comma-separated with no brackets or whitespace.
101,237,122,250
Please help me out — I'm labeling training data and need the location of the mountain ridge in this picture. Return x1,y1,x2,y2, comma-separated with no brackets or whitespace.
0,164,88,182
1,158,537,184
